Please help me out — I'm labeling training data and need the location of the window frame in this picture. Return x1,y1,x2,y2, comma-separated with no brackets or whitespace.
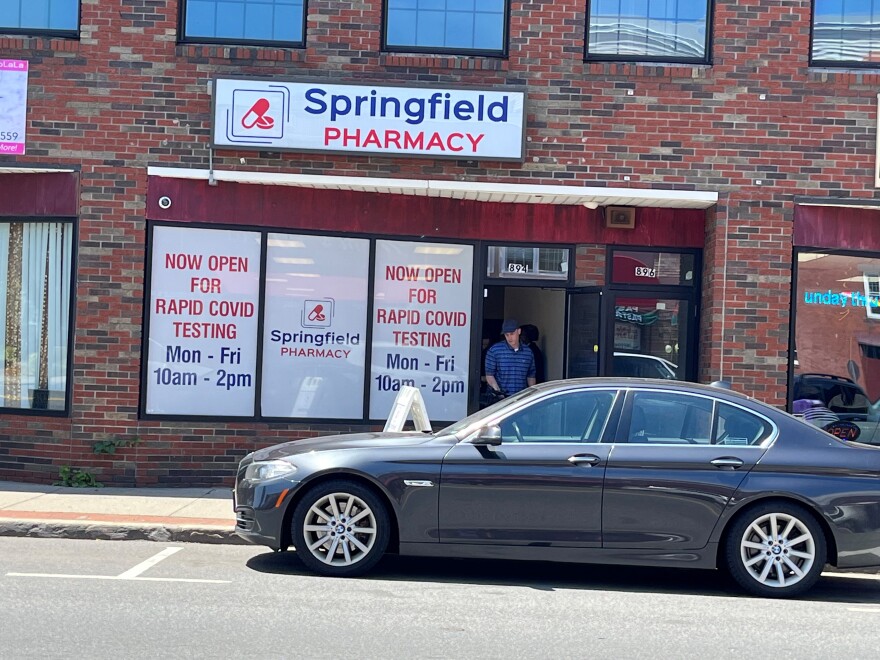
381,0,510,58
584,0,714,65
0,217,77,417
0,0,80,38
177,0,309,48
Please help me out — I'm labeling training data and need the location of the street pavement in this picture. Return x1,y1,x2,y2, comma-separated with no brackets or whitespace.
0,480,241,544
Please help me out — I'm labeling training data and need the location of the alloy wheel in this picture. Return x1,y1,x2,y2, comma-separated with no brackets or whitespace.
739,512,816,589
301,491,378,567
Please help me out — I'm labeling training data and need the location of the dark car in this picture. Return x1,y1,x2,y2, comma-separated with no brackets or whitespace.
792,373,872,421
234,378,880,598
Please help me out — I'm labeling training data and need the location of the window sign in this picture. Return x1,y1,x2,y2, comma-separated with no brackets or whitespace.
261,234,369,419
0,60,28,155
370,241,473,421
145,227,261,416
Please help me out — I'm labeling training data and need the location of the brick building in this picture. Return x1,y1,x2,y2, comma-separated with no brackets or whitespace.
1,0,879,485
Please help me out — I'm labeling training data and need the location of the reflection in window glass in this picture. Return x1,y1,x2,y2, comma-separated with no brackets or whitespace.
183,0,305,44
487,246,569,280
385,0,506,53
587,0,709,61
793,252,880,444
812,0,880,64
0,222,73,411
627,391,712,444
611,250,695,286
501,390,616,443
0,0,78,31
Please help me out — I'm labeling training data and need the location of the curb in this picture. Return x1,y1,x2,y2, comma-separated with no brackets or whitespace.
0,520,249,545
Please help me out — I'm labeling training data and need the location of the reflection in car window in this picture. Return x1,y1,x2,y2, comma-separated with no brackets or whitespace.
627,391,712,444
714,403,772,446
438,386,537,436
500,390,617,443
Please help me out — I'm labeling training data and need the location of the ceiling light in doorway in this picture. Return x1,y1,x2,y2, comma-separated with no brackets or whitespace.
582,202,599,210
415,246,464,255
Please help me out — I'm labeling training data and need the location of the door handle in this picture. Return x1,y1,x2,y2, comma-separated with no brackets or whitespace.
711,457,744,469
568,454,601,466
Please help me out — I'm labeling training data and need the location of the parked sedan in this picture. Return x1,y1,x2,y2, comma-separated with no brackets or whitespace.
233,378,880,598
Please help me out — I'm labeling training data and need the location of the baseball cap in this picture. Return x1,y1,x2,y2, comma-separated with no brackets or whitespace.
501,319,520,334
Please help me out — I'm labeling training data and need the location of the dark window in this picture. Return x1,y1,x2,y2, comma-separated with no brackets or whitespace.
586,0,710,63
0,0,79,34
812,0,880,65
500,390,617,443
714,403,772,446
384,0,507,55
627,391,713,444
181,0,306,46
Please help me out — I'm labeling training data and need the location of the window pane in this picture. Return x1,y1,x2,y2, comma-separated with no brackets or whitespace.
0,0,78,31
183,0,305,44
611,250,695,286
487,245,570,280
500,390,617,443
714,403,772,446
812,0,880,64
587,0,708,60
627,391,713,444
386,0,506,53
792,252,880,445
0,222,73,411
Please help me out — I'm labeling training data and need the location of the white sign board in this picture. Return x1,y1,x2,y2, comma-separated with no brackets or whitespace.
0,60,28,155
261,233,370,419
212,78,525,161
370,241,473,421
145,227,261,416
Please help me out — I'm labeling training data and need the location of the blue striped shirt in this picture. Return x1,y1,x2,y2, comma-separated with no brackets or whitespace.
485,340,536,394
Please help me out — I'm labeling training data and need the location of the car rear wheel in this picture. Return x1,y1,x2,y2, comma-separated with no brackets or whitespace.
724,502,827,598
292,480,390,577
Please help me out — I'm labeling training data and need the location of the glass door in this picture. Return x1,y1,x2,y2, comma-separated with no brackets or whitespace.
605,293,694,381
565,290,602,378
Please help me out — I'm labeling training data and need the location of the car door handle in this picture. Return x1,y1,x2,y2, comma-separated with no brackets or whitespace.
568,454,601,466
711,457,744,469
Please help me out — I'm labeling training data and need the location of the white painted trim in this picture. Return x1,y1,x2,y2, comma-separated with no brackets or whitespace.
0,167,76,174
147,166,718,209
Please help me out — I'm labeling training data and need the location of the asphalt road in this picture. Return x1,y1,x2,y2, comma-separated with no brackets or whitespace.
1,537,879,659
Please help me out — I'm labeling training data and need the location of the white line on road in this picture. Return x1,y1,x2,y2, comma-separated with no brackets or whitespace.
117,546,183,579
847,607,880,613
4,546,229,583
822,572,880,581
5,573,229,584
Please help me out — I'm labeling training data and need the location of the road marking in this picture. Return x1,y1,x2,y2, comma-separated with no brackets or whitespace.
117,546,182,579
5,546,230,584
847,607,880,613
822,571,880,581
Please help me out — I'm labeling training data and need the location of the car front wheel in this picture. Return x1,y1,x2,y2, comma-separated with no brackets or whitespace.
291,480,390,577
724,502,827,598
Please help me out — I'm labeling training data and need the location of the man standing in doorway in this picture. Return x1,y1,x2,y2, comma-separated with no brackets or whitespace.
485,319,536,396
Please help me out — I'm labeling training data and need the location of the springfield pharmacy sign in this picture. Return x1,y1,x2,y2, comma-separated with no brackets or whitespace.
212,78,525,161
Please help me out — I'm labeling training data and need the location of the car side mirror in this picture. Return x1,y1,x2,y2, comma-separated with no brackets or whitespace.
471,425,502,446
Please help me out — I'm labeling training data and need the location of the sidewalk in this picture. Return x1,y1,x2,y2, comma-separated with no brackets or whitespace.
0,480,244,545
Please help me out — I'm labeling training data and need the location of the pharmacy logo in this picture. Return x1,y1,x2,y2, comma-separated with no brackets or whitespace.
225,86,288,144
302,298,335,329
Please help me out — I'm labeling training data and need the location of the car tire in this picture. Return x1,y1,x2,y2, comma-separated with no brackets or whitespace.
291,479,391,577
724,501,827,598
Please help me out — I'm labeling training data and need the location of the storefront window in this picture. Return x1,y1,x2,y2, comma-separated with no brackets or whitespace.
792,251,880,444
0,221,73,411
370,240,474,421
261,233,370,419
487,245,569,280
144,226,262,416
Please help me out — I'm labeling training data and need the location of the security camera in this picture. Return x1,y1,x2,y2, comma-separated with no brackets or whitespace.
158,196,172,210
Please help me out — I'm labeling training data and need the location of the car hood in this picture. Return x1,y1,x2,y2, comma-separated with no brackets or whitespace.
252,431,442,461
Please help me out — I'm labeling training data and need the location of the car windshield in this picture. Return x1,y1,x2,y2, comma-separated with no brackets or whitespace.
436,386,539,436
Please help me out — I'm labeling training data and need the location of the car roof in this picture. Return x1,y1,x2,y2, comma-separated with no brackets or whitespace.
531,377,759,404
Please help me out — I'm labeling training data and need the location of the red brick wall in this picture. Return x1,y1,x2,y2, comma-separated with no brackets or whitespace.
2,0,879,484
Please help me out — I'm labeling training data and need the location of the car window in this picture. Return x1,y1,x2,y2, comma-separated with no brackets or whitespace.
714,403,773,446
626,391,713,444
499,390,617,443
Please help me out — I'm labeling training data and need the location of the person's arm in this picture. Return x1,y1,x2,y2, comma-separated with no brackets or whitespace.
527,376,536,387
485,348,501,392
526,351,536,387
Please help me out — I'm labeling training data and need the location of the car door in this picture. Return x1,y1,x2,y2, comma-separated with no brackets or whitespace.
602,388,775,550
438,387,621,547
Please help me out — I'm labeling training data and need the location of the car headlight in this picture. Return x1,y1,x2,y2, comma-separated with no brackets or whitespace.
244,460,298,481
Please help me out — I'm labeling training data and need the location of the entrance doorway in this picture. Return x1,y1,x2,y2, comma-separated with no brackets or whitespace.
481,285,566,383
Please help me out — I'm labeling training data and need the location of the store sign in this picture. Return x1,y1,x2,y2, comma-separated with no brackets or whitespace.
261,233,370,419
145,227,261,416
370,241,473,421
0,60,28,155
212,78,525,161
